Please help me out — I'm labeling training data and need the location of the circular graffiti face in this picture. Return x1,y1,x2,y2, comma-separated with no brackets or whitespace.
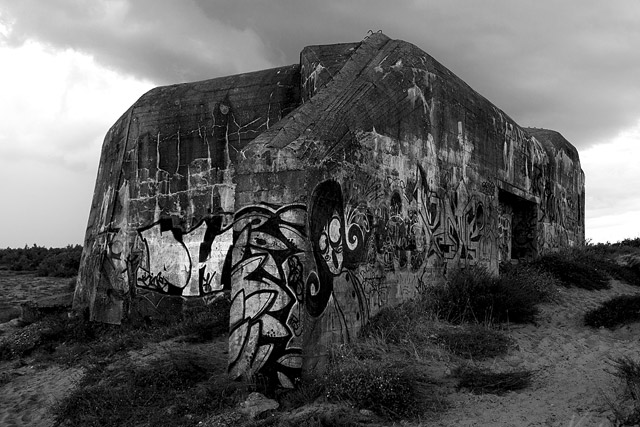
319,213,343,274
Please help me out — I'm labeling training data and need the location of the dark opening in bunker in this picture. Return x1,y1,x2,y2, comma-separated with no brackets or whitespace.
498,190,537,263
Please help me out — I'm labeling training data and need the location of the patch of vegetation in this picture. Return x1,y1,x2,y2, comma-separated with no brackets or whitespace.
277,374,327,411
0,313,143,362
279,330,448,421
165,299,230,343
4,297,235,426
613,237,640,249
453,365,534,395
360,297,435,347
0,297,231,363
54,354,245,427
0,244,82,277
584,294,640,329
583,244,640,286
436,325,513,360
429,264,555,324
36,245,83,277
608,357,640,426
531,247,610,290
531,244,640,290
500,262,560,303
270,405,374,427
324,360,416,418
321,349,435,420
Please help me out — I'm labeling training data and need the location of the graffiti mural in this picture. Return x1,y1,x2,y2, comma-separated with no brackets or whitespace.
228,204,307,388
136,216,233,297
128,166,516,388
306,180,372,344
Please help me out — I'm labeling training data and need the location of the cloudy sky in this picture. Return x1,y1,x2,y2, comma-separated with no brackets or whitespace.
0,0,639,248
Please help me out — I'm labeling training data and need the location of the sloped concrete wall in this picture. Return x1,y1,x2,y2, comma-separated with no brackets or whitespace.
75,33,584,388
75,66,301,324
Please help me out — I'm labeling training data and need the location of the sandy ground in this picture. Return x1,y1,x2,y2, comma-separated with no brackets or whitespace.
1,277,640,426
431,279,640,427
0,364,84,427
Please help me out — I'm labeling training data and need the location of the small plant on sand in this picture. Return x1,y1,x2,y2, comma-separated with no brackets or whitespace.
323,350,423,419
607,356,640,425
453,364,534,395
584,294,640,329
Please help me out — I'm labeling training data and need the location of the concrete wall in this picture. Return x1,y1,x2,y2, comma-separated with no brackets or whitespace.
75,33,585,388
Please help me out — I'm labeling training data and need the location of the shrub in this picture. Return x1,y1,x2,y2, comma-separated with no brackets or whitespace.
530,244,640,290
37,245,82,277
323,358,419,418
614,237,640,249
584,294,640,329
531,248,611,290
453,365,534,395
583,244,640,286
0,315,104,361
360,298,433,345
436,325,513,360
0,297,230,362
278,374,327,411
608,357,640,425
431,264,550,324
54,354,244,427
613,357,640,401
500,263,560,303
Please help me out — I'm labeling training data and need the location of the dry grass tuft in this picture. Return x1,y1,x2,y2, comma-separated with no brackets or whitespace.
453,365,534,395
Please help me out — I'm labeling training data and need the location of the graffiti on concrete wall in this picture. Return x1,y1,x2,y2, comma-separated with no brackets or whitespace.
227,204,307,389
124,163,503,387
497,205,512,262
305,180,372,347
136,216,233,297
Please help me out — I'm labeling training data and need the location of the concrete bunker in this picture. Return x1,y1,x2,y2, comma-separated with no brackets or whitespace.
74,33,585,388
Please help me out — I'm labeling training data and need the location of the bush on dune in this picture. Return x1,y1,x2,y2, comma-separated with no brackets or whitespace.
429,263,557,325
532,244,640,290
608,356,640,425
584,294,640,329
531,247,610,290
323,357,420,418
453,365,534,395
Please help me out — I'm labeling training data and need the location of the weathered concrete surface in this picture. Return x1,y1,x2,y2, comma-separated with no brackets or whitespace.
75,33,585,388
75,66,300,323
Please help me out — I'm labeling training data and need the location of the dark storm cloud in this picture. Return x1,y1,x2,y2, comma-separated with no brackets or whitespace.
2,0,640,148
0,0,275,84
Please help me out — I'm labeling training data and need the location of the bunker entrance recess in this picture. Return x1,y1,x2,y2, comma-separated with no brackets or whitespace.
498,189,538,263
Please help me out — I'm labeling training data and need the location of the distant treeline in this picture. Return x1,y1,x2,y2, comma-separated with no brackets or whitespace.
612,237,640,248
0,244,83,278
